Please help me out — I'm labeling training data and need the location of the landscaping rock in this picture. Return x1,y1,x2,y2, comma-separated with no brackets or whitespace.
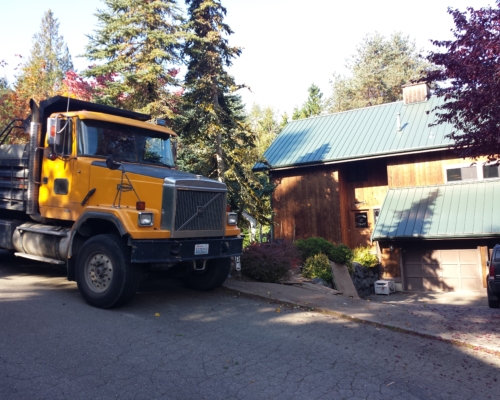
350,262,380,298
311,277,332,289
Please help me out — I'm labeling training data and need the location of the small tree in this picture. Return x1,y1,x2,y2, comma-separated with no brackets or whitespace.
426,1,500,162
292,84,324,120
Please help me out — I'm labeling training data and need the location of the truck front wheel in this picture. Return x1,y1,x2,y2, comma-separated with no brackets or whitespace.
181,257,230,291
76,234,141,308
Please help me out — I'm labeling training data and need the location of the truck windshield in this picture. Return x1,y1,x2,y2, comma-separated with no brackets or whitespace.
78,119,175,168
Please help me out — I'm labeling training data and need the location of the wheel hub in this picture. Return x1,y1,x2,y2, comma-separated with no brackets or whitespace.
85,253,113,293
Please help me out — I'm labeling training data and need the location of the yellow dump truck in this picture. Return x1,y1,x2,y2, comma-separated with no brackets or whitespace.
0,96,242,308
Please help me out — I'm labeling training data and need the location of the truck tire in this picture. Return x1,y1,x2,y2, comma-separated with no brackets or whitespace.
181,257,230,291
76,234,141,308
487,286,500,309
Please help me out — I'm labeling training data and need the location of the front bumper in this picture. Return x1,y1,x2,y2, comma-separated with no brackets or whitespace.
130,237,243,263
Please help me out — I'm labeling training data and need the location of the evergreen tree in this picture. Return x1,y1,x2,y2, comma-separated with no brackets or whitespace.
279,112,289,131
83,0,183,117
292,84,324,120
178,0,271,223
326,32,429,113
181,0,245,182
15,10,73,110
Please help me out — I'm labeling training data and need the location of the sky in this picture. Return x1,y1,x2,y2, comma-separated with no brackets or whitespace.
0,0,495,116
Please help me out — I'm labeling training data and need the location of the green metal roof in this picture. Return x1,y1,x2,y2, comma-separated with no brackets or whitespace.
254,96,454,171
371,179,500,241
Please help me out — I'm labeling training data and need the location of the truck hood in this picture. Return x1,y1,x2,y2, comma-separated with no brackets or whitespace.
91,161,226,190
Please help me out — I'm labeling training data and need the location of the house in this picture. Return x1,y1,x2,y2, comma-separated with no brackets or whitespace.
254,83,500,292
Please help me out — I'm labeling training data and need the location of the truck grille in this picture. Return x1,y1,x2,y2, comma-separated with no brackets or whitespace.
174,190,225,232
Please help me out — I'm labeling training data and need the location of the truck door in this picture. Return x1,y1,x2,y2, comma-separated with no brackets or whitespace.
39,117,75,219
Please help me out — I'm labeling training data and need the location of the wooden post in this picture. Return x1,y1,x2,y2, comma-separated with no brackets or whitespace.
478,246,489,288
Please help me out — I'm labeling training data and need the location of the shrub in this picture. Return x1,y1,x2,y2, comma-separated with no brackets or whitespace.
294,237,354,271
353,246,379,268
302,253,332,282
240,241,300,283
330,243,353,266
294,237,337,262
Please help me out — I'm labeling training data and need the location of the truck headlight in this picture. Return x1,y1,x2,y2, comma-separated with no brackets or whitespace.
138,212,154,226
227,212,238,226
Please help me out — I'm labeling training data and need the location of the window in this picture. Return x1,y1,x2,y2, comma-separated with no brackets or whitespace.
55,118,72,156
445,163,500,183
446,166,477,182
78,119,175,167
483,164,500,179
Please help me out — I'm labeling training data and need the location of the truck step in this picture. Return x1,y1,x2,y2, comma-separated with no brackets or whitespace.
16,225,68,236
14,253,65,265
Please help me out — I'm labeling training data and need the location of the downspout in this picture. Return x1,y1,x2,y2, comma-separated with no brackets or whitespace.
241,211,256,243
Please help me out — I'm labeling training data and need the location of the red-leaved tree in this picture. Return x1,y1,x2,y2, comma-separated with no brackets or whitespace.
427,1,500,161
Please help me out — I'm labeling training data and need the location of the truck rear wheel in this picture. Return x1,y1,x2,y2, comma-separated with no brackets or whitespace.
181,257,230,291
76,234,141,308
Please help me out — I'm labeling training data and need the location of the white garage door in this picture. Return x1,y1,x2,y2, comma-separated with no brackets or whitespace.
404,249,481,292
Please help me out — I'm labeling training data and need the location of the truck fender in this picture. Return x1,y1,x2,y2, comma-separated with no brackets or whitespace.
66,212,128,281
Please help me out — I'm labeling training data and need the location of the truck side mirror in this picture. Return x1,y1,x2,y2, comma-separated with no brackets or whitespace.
47,118,61,148
105,154,121,170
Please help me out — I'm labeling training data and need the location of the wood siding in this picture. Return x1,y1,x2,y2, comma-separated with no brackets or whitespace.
341,159,388,248
272,166,342,243
386,151,491,188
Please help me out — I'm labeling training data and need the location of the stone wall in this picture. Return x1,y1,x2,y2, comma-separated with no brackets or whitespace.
350,262,380,298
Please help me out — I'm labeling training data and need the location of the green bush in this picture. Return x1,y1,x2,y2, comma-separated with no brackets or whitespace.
241,241,300,283
330,243,353,266
294,237,337,262
302,253,332,282
353,246,379,268
294,237,353,270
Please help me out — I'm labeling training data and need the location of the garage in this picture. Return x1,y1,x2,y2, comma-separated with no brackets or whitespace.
372,181,500,293
403,249,481,292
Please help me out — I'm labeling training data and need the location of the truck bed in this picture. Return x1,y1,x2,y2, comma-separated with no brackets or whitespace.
0,144,29,211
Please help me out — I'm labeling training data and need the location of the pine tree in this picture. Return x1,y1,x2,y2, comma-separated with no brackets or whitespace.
292,84,324,120
83,0,183,117
15,10,73,110
178,0,272,223
326,32,429,113
181,0,244,182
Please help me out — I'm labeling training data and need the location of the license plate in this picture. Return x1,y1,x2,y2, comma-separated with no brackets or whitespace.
194,244,209,255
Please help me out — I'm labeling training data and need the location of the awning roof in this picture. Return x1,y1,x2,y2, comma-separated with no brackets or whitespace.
372,179,500,241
